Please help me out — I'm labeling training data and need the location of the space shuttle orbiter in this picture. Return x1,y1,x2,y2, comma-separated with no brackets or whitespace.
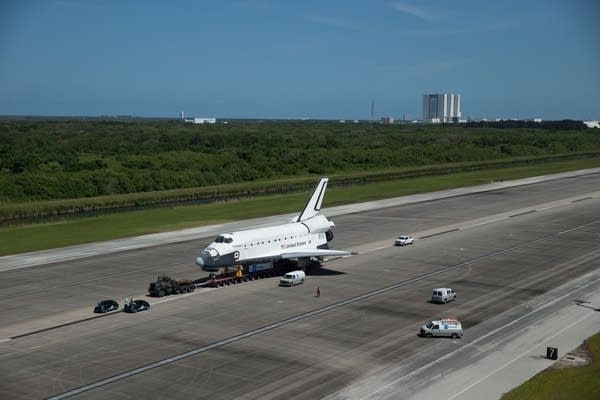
196,178,353,271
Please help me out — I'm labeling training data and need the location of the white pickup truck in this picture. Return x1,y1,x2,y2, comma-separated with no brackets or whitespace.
395,235,414,246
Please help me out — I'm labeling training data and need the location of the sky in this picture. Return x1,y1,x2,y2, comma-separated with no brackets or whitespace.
1,0,599,120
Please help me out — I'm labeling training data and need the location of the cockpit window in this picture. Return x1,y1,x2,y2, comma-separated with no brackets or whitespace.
214,236,233,244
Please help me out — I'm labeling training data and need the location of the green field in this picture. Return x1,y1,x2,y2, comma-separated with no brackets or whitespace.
1,156,598,256
502,332,600,400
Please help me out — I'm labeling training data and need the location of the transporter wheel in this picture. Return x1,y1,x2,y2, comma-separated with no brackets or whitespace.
158,290,165,298
451,333,458,339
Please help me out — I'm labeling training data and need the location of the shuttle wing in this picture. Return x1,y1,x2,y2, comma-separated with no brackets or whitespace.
281,249,355,259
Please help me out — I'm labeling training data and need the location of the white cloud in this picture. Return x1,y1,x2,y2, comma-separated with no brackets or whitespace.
389,2,435,21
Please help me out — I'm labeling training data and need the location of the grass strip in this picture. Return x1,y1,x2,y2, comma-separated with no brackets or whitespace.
2,152,598,223
501,331,600,400
0,157,598,256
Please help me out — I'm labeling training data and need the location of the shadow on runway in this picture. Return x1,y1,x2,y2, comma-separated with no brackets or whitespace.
426,300,457,305
307,267,346,276
574,300,600,312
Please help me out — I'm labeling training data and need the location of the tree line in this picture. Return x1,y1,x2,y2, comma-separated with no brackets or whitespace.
1,120,599,202
464,119,587,130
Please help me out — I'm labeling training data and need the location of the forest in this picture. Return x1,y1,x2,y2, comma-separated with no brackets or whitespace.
1,119,599,205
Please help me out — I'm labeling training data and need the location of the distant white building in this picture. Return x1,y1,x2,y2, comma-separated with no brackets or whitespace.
381,117,394,124
583,120,599,128
423,93,461,123
184,117,216,124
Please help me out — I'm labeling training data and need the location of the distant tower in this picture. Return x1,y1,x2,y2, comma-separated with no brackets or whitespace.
371,99,375,127
180,111,184,120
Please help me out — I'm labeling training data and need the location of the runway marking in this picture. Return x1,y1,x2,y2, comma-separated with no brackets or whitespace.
468,217,506,228
47,219,600,400
6,289,210,340
360,244,394,254
0,264,172,299
419,229,459,239
358,270,600,399
414,191,598,237
12,312,120,339
445,312,596,400
509,209,536,218
572,196,592,203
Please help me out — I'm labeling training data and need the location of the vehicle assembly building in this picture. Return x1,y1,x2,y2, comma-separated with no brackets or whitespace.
423,93,461,123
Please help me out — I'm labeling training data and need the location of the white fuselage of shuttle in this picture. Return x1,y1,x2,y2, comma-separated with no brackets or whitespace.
195,178,352,271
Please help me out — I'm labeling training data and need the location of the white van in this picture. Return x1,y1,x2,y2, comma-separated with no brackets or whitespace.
431,288,456,304
419,318,463,338
279,270,305,286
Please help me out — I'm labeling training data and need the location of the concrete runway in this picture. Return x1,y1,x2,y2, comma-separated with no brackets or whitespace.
1,170,599,399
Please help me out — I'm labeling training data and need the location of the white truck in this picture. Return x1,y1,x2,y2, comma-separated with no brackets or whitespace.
419,318,463,338
279,270,305,286
395,235,414,246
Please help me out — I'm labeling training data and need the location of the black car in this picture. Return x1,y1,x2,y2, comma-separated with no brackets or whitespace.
94,299,119,313
123,299,150,313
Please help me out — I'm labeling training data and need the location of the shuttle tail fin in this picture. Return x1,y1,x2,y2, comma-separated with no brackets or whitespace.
296,178,328,222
